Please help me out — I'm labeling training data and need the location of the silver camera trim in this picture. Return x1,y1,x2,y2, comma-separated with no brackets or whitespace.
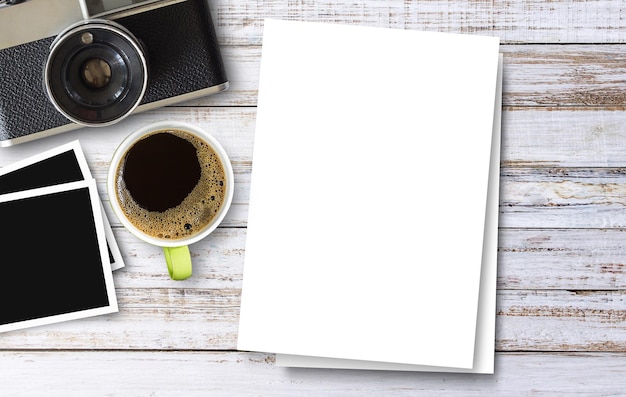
0,0,84,50
79,0,187,19
44,19,149,127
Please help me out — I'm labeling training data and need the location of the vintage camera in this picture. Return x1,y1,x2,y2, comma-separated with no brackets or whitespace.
0,0,228,146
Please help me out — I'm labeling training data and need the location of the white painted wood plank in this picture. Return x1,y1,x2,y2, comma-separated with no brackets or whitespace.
6,223,626,292
5,287,626,352
499,228,626,290
3,106,626,172
0,279,241,350
4,107,626,170
109,228,245,290
0,225,625,353
497,290,626,351
183,44,626,107
500,45,626,107
77,227,626,292
0,351,625,396
210,0,626,45
502,107,626,168
500,167,626,228
108,227,626,292
65,226,626,292
6,107,626,229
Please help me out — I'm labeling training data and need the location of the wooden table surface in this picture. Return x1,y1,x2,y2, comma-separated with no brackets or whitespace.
3,0,626,395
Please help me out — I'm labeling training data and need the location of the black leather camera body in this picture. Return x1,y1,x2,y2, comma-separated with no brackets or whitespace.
0,0,228,146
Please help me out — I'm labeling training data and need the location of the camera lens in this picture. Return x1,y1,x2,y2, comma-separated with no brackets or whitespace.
45,20,148,126
81,58,112,89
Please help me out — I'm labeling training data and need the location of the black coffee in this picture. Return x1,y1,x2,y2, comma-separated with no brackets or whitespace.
123,132,201,212
114,129,227,240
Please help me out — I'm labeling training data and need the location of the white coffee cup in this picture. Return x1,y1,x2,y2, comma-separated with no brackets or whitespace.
107,120,234,280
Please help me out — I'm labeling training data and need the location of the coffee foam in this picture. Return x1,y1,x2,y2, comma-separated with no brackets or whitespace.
115,129,227,241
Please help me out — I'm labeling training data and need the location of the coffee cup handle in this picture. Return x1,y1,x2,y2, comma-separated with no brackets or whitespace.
163,246,192,280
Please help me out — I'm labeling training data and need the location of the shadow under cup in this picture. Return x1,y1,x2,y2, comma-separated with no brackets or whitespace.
107,121,234,280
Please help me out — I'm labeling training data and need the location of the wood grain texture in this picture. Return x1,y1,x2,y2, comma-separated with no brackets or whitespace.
1,351,625,396
179,44,626,107
5,107,626,230
0,227,624,352
499,228,626,290
4,105,626,170
209,0,626,45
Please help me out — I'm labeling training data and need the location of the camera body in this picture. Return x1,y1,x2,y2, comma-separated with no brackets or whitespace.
0,0,228,146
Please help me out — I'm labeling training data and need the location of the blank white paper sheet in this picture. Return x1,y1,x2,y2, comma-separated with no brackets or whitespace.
237,19,501,370
276,54,503,373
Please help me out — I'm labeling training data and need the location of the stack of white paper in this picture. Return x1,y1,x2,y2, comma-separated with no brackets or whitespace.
238,19,502,373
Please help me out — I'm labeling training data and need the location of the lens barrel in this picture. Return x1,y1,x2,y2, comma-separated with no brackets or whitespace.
45,20,148,127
